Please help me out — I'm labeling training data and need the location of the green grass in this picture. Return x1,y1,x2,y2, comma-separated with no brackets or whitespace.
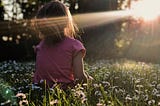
0,59,160,105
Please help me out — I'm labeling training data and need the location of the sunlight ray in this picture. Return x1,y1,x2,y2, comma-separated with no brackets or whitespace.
0,10,130,31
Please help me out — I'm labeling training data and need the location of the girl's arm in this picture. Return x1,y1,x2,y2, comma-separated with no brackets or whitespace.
73,51,88,83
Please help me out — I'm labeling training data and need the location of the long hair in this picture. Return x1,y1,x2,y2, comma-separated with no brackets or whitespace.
34,0,78,45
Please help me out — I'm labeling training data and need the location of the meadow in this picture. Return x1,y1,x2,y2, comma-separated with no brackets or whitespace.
0,59,160,106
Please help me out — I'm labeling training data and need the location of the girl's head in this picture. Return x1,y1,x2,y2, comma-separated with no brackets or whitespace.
35,0,78,45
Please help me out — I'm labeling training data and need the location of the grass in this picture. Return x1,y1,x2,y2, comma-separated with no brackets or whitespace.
0,59,160,105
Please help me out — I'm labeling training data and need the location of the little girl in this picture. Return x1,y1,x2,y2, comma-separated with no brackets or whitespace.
33,0,90,89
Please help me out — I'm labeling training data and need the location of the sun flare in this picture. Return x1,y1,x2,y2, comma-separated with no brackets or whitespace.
130,0,160,21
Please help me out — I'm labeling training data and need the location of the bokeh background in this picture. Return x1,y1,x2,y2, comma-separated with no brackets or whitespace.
0,0,160,63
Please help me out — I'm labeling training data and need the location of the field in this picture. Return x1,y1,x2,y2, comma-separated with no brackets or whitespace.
0,59,160,106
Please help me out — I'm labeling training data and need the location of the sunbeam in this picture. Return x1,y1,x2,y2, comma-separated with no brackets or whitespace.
73,10,130,28
31,10,130,29
0,10,131,34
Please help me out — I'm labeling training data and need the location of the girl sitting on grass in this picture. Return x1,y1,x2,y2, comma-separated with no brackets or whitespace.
33,0,92,89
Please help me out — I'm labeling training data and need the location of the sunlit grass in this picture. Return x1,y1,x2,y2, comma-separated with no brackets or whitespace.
0,59,160,105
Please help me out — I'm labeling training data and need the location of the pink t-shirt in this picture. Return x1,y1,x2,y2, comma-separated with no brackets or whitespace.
33,37,85,87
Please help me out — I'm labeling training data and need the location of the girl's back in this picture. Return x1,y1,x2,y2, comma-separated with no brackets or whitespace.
34,37,85,87
33,1,90,89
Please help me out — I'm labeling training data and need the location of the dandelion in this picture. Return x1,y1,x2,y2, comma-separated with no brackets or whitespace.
102,81,110,87
95,91,102,97
50,99,58,105
135,79,141,84
117,88,126,96
75,84,84,90
157,84,160,89
135,89,142,95
96,103,105,106
107,101,113,106
132,95,139,101
40,79,44,83
82,83,88,86
152,88,159,96
0,100,11,106
81,98,87,104
74,90,86,98
151,81,157,85
16,93,29,106
16,93,26,99
136,84,144,88
149,83,155,88
93,84,99,88
148,100,155,106
31,84,42,90
125,94,132,103
156,94,160,98
143,94,148,101
18,100,28,106
73,89,87,104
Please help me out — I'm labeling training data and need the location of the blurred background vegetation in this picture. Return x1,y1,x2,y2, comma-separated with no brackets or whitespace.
0,0,160,63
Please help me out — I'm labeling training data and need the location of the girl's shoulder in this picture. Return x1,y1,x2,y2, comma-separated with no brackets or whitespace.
64,37,83,45
64,37,85,50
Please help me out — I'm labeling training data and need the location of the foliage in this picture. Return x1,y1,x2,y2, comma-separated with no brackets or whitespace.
1,59,160,105
0,0,121,61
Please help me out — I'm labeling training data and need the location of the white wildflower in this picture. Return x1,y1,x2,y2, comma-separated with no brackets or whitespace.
16,93,26,99
148,100,155,106
125,95,132,101
19,100,28,106
50,99,58,105
157,84,160,89
96,103,105,106
136,84,144,88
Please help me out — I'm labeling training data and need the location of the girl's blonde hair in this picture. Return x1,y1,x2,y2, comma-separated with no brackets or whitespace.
34,0,78,45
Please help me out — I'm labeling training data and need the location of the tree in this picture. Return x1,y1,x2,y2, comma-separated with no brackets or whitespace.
78,0,118,13
0,0,4,20
0,0,126,61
